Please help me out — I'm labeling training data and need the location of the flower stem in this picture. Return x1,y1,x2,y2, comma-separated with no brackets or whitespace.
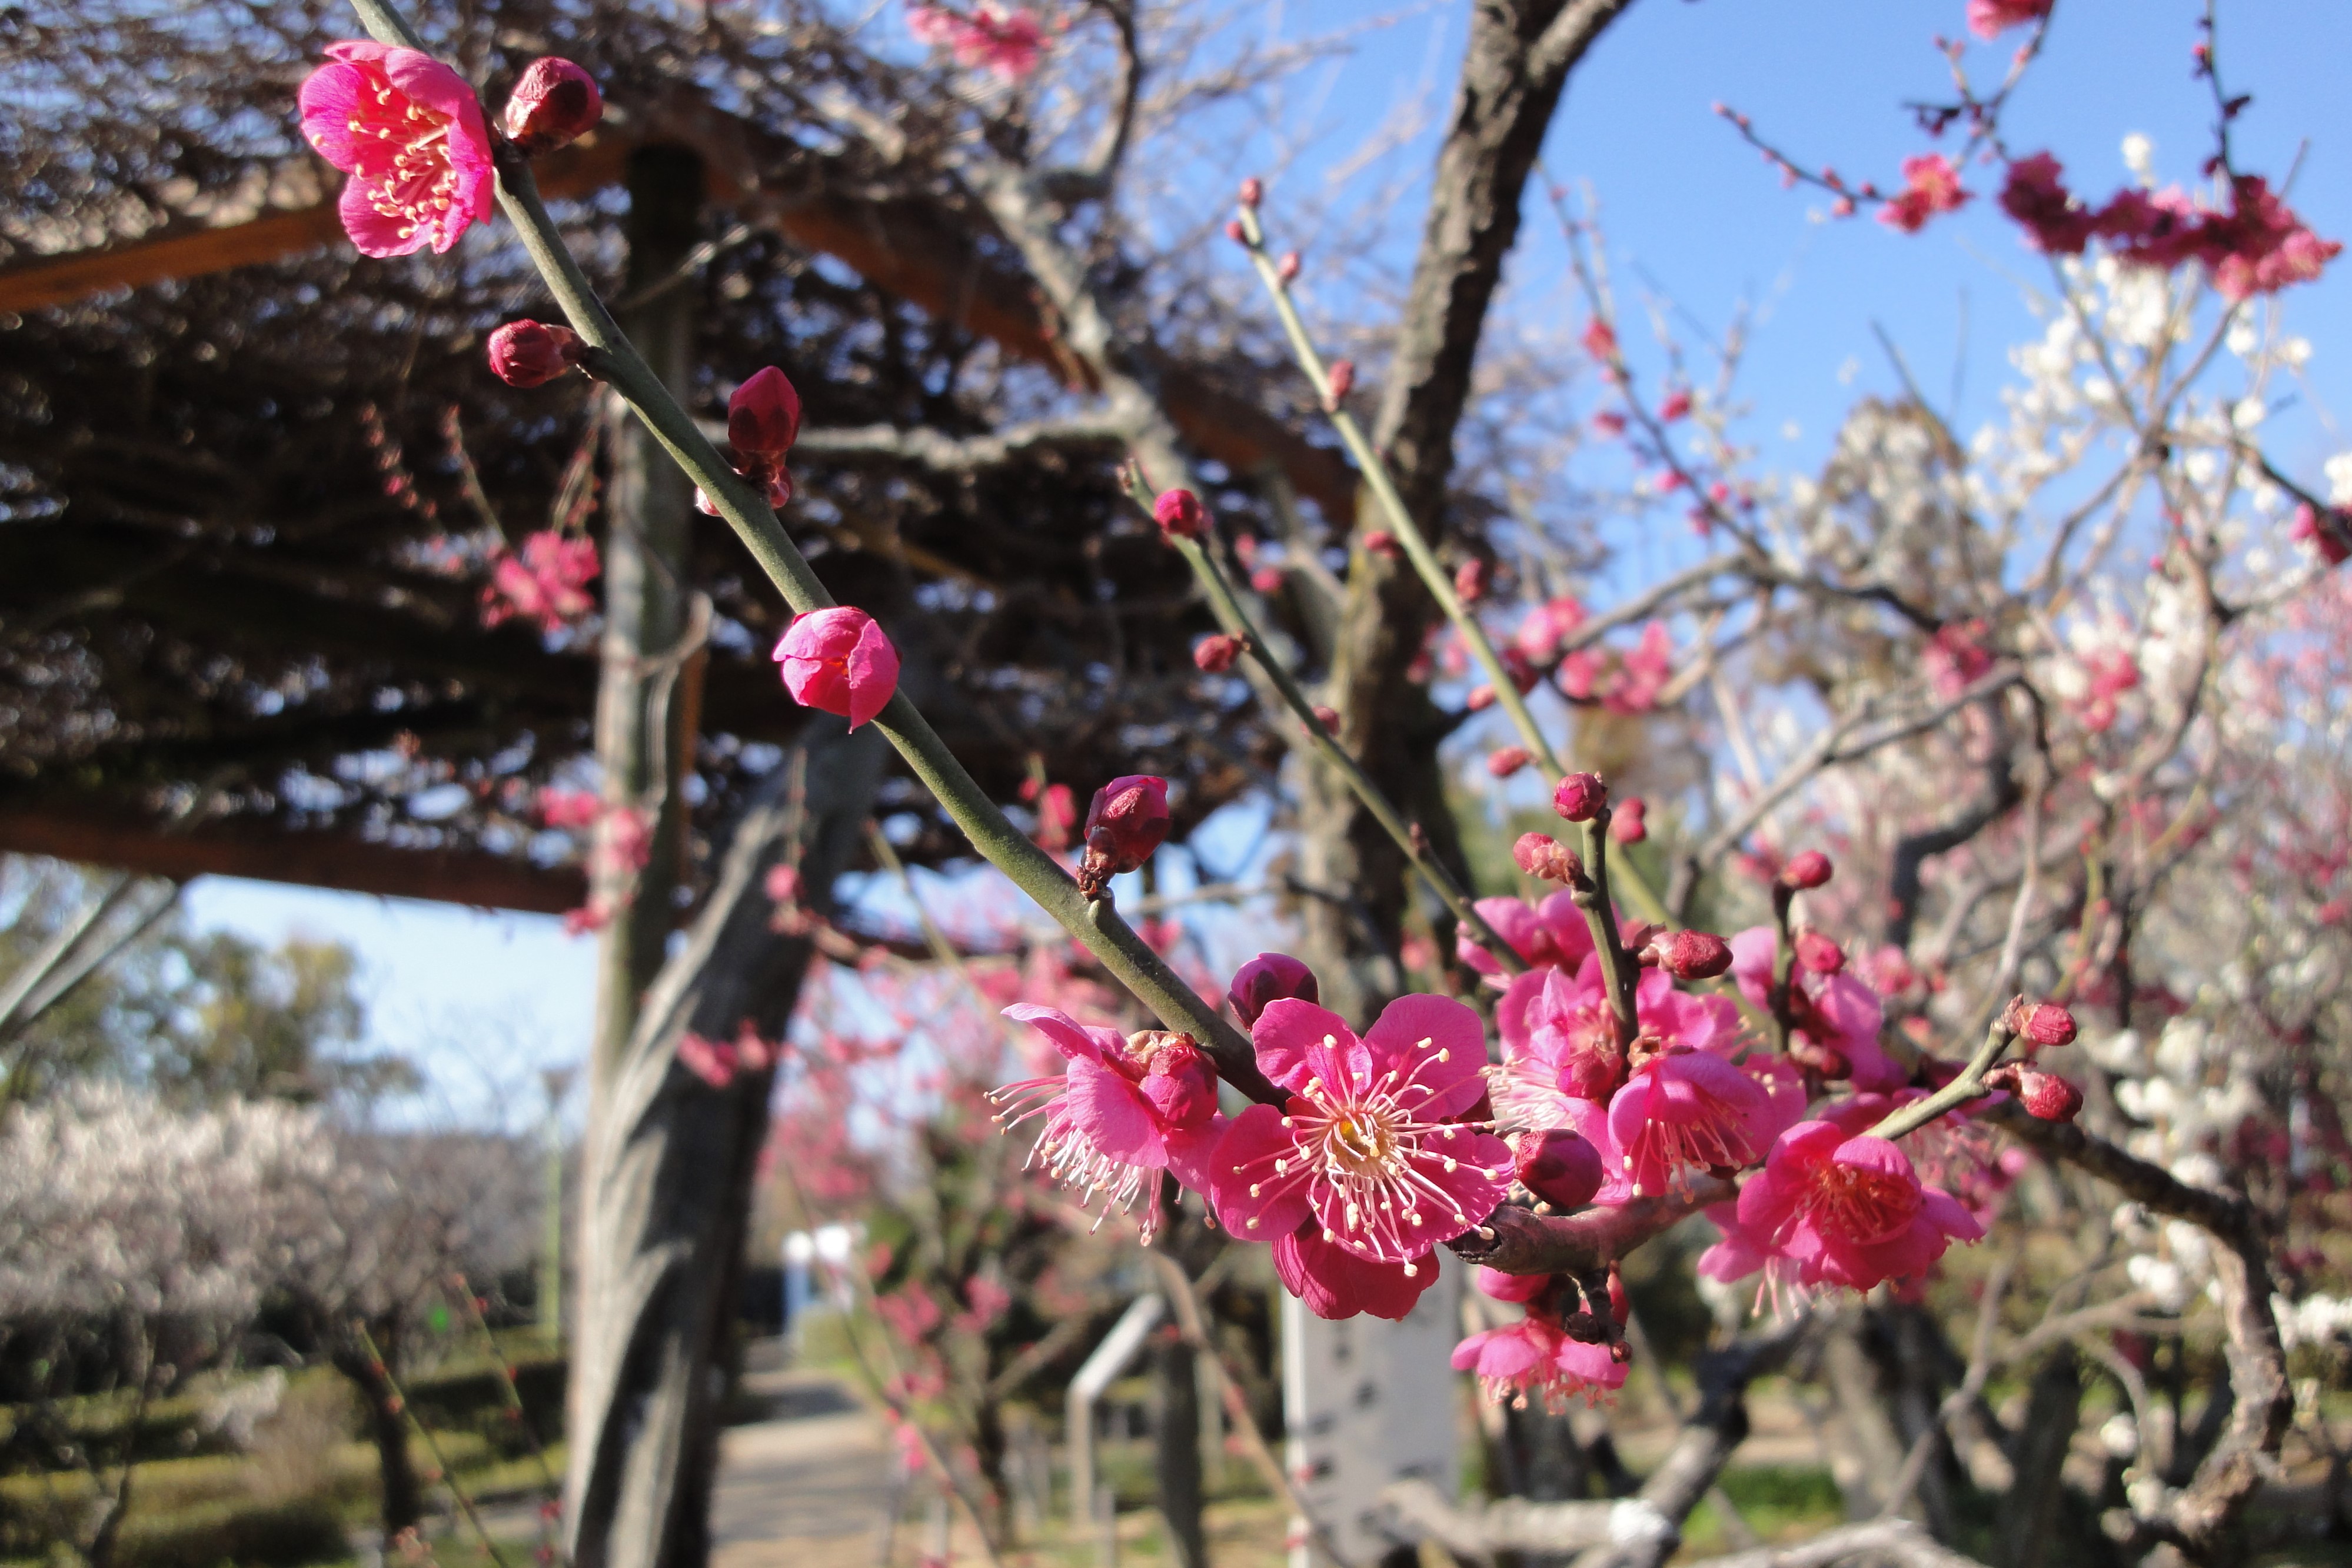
1143,478,1525,974
1867,1010,2020,1141
335,0,1280,1107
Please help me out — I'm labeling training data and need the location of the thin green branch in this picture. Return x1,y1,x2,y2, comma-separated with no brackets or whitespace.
1130,473,1526,974
351,1321,516,1568
1867,1008,2020,1141
335,0,1278,1107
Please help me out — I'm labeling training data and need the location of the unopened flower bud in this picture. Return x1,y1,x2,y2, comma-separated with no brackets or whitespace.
1239,177,1264,208
1611,796,1648,844
1455,558,1491,603
1647,928,1732,980
1553,772,1608,823
1325,359,1355,406
1513,833,1583,885
1793,929,1845,975
1486,746,1532,778
1465,685,1496,711
1502,647,1540,694
1153,487,1210,541
727,366,803,460
1130,1031,1217,1125
1076,774,1171,897
2004,998,2078,1047
1225,219,1247,245
1779,850,1834,890
1193,632,1245,673
1361,529,1400,560
1515,1128,1605,1210
1278,250,1302,284
2017,1067,2083,1122
1310,705,1340,732
487,320,584,387
1228,952,1319,1027
502,56,603,155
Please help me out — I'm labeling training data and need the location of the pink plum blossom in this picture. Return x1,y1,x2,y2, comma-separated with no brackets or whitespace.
1210,995,1509,1266
1729,927,1904,1090
908,4,1049,80
991,1006,1222,1242
1966,0,2051,39
481,531,598,632
1451,1269,1628,1408
299,42,495,258
1454,890,1595,978
1732,1121,1983,1291
1492,961,1741,1130
773,607,900,729
1879,154,1969,234
1608,1046,1802,1199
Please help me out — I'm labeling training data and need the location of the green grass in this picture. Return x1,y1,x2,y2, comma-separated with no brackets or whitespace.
1678,1464,1845,1554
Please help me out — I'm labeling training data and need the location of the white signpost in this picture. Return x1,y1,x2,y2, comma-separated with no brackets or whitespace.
1281,1256,1462,1568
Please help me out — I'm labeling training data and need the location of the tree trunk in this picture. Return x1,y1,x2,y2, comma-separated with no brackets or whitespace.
564,719,888,1568
1155,1333,1209,1568
2002,1348,2080,1568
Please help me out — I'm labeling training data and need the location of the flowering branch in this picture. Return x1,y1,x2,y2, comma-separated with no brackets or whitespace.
333,0,1281,1108
351,1320,517,1568
1134,472,1527,975
1445,1177,1735,1277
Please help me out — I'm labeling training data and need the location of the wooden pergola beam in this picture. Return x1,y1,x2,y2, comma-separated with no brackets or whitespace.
0,804,587,914
0,92,1359,520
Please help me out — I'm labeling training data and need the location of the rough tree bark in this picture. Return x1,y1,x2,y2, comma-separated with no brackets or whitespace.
1296,0,1636,1020
564,718,887,1568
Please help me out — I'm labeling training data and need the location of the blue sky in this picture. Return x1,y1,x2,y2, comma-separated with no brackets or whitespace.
178,0,2350,1123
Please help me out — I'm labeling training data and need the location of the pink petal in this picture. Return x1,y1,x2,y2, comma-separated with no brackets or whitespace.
1207,1103,1313,1241
297,63,370,168
844,618,901,728
1003,1004,1115,1064
1063,1057,1162,1164
1362,992,1489,1119
337,175,423,258
1250,998,1362,1094
1273,1228,1435,1321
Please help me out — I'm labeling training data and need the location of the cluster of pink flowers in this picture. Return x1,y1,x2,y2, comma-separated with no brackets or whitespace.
1558,621,1674,714
481,531,600,633
907,4,1050,80
1999,155,2340,299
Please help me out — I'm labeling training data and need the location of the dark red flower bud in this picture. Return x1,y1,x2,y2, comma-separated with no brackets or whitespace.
1611,797,1648,844
1239,177,1264,208
1193,632,1245,673
1648,928,1732,980
1076,774,1171,897
2017,1067,2083,1122
1131,1031,1217,1126
1225,219,1247,245
727,367,803,460
1465,685,1496,711
1501,647,1540,694
1454,558,1491,603
487,320,584,387
1310,705,1340,732
1326,359,1355,405
2005,998,2078,1047
502,57,603,155
1486,745,1532,778
1153,487,1210,541
1362,529,1400,560
1512,832,1584,885
1779,850,1834,890
1794,929,1845,975
1278,250,1302,284
1515,1128,1605,1211
1553,772,1608,823
1228,952,1319,1027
